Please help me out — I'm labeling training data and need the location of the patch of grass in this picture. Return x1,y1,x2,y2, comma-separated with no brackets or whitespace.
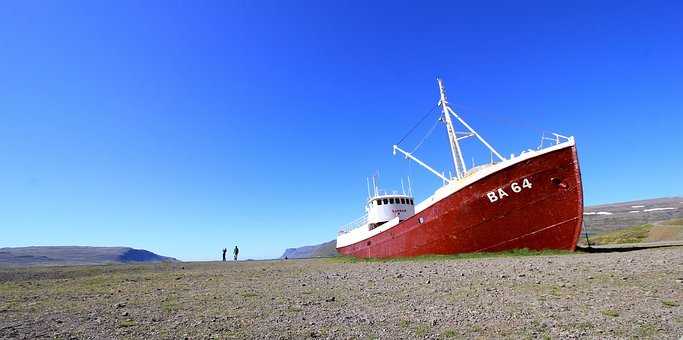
287,305,302,313
589,224,652,245
414,323,430,337
661,300,679,307
601,309,619,317
327,248,571,263
661,218,683,226
161,296,179,313
440,329,458,338
637,323,658,338
398,319,410,328
119,319,136,328
81,275,110,293
241,292,258,298
0,282,23,294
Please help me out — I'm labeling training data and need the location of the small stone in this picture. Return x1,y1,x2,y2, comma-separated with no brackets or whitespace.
114,302,126,309
121,311,129,317
396,273,403,278
325,297,336,302
587,276,594,280
426,280,431,284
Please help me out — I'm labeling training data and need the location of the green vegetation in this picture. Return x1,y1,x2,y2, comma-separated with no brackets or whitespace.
601,309,619,317
118,319,136,327
328,248,571,263
661,300,680,307
588,224,652,245
440,329,458,338
161,296,179,313
414,323,430,337
661,218,683,226
637,323,658,338
583,217,683,245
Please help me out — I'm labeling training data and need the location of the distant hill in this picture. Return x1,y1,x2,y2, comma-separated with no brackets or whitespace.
582,196,683,236
280,240,336,259
281,196,683,259
0,246,178,267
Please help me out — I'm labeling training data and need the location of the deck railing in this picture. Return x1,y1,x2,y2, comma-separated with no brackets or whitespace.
338,214,368,234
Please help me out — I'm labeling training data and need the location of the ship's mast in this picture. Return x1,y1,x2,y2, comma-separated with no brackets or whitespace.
392,78,506,185
438,78,467,180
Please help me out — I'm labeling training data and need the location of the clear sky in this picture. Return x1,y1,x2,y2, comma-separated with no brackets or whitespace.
1,1,682,260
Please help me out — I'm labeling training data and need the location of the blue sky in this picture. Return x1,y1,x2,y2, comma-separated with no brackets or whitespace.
1,1,681,260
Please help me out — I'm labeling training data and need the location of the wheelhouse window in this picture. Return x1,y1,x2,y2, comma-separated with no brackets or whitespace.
383,198,388,204
400,198,406,204
389,198,395,204
377,199,382,205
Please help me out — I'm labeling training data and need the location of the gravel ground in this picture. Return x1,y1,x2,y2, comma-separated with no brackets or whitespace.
0,247,681,339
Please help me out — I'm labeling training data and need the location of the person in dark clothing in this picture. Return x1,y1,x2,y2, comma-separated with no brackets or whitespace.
233,245,239,261
222,248,227,262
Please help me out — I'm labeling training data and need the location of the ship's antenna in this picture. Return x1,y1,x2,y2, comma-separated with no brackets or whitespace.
372,172,379,196
366,177,371,199
438,78,467,180
401,178,406,195
407,175,413,197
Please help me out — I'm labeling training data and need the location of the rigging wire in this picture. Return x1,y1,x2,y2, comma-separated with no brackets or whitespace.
395,103,439,146
410,116,442,154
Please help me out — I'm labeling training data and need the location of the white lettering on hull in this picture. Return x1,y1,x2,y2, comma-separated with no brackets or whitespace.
487,178,533,203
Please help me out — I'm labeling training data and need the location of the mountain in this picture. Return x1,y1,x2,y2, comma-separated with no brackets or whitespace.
280,240,337,259
281,196,683,259
0,246,178,267
582,196,683,236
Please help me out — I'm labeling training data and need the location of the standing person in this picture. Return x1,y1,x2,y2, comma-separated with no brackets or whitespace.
222,248,227,262
233,245,239,261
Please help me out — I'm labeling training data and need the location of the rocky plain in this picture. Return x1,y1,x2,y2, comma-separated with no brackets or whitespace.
1,247,681,339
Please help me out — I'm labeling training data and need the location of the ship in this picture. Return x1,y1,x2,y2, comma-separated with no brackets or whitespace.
336,79,583,258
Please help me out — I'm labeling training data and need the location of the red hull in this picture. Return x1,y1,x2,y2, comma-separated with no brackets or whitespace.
337,146,583,258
